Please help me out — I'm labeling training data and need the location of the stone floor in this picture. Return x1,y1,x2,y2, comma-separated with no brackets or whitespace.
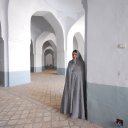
0,70,102,128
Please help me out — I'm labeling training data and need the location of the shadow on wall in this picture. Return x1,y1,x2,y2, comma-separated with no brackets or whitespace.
0,37,4,87
0,22,5,87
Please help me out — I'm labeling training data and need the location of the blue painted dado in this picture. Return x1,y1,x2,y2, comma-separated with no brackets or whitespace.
57,68,65,75
87,83,128,128
0,71,31,87
31,66,45,72
9,70,31,86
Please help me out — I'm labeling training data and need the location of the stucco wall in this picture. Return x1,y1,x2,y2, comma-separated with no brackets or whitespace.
86,0,128,127
87,0,128,87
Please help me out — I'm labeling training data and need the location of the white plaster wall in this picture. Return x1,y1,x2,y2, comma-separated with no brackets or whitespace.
87,0,128,87
8,0,34,72
8,42,30,71
67,15,85,65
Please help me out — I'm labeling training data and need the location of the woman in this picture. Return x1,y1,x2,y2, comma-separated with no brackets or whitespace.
60,50,87,119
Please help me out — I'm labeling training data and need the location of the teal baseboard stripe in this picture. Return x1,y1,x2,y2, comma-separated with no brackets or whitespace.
57,68,65,75
87,82,128,128
9,70,31,87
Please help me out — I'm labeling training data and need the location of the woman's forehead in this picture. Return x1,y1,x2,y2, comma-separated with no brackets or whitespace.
72,52,77,55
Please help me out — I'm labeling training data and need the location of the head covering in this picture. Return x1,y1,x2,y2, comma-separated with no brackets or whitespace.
76,50,83,62
72,50,84,63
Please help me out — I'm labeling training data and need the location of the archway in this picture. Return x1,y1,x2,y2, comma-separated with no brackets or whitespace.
31,14,57,72
67,15,85,65
44,49,54,69
43,40,57,70
73,32,84,59
33,12,65,74
35,32,57,72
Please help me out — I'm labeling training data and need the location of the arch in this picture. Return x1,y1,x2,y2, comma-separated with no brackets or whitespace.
73,32,84,58
31,15,55,45
44,49,54,69
43,40,57,69
44,46,54,52
33,12,64,50
35,32,57,71
67,15,85,65
44,49,54,56
43,41,52,50
33,11,65,74
36,32,56,54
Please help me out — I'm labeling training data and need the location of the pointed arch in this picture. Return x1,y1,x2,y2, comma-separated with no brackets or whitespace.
67,15,85,65
32,11,65,74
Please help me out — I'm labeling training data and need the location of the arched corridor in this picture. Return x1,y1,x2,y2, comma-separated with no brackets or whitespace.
1,0,128,127
0,70,102,128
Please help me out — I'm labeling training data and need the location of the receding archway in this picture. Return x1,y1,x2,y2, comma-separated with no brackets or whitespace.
44,49,54,69
33,12,65,74
35,32,57,72
73,32,84,59
43,40,57,70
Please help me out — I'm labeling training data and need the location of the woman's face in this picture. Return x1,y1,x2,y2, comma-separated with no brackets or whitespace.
72,52,77,60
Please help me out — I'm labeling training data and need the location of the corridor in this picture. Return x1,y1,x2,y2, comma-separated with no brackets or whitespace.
0,70,102,128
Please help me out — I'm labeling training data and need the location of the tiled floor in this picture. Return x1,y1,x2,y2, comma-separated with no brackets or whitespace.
0,70,102,128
